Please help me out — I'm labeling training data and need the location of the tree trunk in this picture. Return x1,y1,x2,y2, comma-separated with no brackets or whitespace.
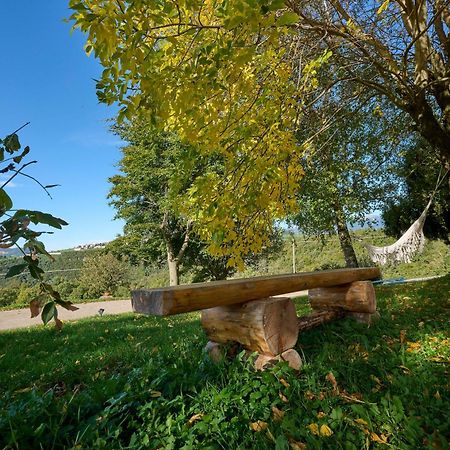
167,254,179,286
334,202,359,268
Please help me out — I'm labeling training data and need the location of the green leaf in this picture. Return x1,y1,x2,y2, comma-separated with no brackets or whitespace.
4,133,20,152
276,12,299,26
28,264,44,280
5,263,28,278
13,210,68,229
41,302,56,325
12,146,30,164
0,188,13,211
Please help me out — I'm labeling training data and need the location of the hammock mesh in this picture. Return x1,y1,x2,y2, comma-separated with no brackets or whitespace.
364,203,429,266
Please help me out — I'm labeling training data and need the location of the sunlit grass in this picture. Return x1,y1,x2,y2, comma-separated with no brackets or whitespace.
0,275,448,449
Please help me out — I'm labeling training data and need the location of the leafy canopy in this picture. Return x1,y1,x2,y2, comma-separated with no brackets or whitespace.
70,0,330,266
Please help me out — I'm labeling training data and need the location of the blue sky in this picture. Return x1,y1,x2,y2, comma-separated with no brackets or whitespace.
0,1,124,250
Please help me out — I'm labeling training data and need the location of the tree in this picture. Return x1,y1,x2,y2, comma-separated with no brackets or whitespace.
109,120,196,285
108,119,283,284
383,140,450,243
289,1,450,171
77,252,130,298
70,1,332,265
0,125,74,328
70,1,450,263
290,89,404,267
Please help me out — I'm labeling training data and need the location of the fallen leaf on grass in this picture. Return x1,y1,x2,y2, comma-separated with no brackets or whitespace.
319,424,333,437
354,418,368,426
307,423,319,435
326,372,339,394
250,421,268,431
400,330,406,344
340,391,365,404
304,390,315,400
187,413,204,427
371,432,388,444
272,406,285,422
149,390,162,398
406,341,421,352
279,378,290,388
279,392,289,403
288,439,307,450
316,411,326,419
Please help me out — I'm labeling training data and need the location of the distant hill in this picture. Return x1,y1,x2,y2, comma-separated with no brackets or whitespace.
0,248,21,257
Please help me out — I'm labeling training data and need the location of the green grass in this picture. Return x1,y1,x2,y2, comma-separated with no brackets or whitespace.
0,276,449,449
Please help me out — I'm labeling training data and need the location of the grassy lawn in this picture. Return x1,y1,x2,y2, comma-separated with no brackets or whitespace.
0,276,449,449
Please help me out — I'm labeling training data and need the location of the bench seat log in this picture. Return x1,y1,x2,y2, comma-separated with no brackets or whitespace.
309,281,376,313
201,297,298,356
132,267,381,316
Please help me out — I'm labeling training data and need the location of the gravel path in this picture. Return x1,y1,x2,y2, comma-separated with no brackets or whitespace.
0,291,309,331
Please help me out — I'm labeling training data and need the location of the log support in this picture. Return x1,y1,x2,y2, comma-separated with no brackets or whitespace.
202,280,379,370
309,281,376,313
201,297,298,356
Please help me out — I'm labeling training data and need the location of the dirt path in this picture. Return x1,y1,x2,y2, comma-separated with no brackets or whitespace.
0,291,309,332
0,299,133,331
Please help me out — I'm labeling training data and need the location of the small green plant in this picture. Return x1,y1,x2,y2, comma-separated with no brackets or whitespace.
0,124,75,327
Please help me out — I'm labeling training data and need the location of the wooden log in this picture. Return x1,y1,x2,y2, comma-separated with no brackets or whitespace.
309,281,376,313
204,341,225,363
347,310,381,325
132,267,381,316
201,297,298,356
297,310,345,333
254,349,302,371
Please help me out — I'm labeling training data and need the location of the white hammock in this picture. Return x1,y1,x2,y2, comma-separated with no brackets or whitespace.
364,169,448,266
364,200,430,265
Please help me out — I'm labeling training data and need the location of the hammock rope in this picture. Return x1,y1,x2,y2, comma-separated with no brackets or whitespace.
363,169,449,266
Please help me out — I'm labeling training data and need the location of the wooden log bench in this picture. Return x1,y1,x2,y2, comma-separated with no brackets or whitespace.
132,267,381,370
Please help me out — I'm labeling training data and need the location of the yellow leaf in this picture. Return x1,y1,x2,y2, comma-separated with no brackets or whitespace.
187,413,204,427
149,390,162,398
316,411,326,419
272,406,285,422
326,372,338,393
307,423,319,435
377,0,390,15
399,329,406,344
279,392,289,403
250,420,268,432
371,432,388,444
320,424,333,437
354,418,368,426
279,377,290,388
288,439,307,450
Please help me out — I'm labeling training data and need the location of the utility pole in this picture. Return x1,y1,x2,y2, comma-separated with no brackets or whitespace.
291,235,296,274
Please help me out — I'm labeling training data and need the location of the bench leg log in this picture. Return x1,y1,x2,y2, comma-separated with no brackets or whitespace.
201,297,298,356
309,281,376,313
255,349,302,371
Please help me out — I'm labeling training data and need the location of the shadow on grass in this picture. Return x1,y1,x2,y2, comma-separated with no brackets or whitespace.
0,276,448,449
